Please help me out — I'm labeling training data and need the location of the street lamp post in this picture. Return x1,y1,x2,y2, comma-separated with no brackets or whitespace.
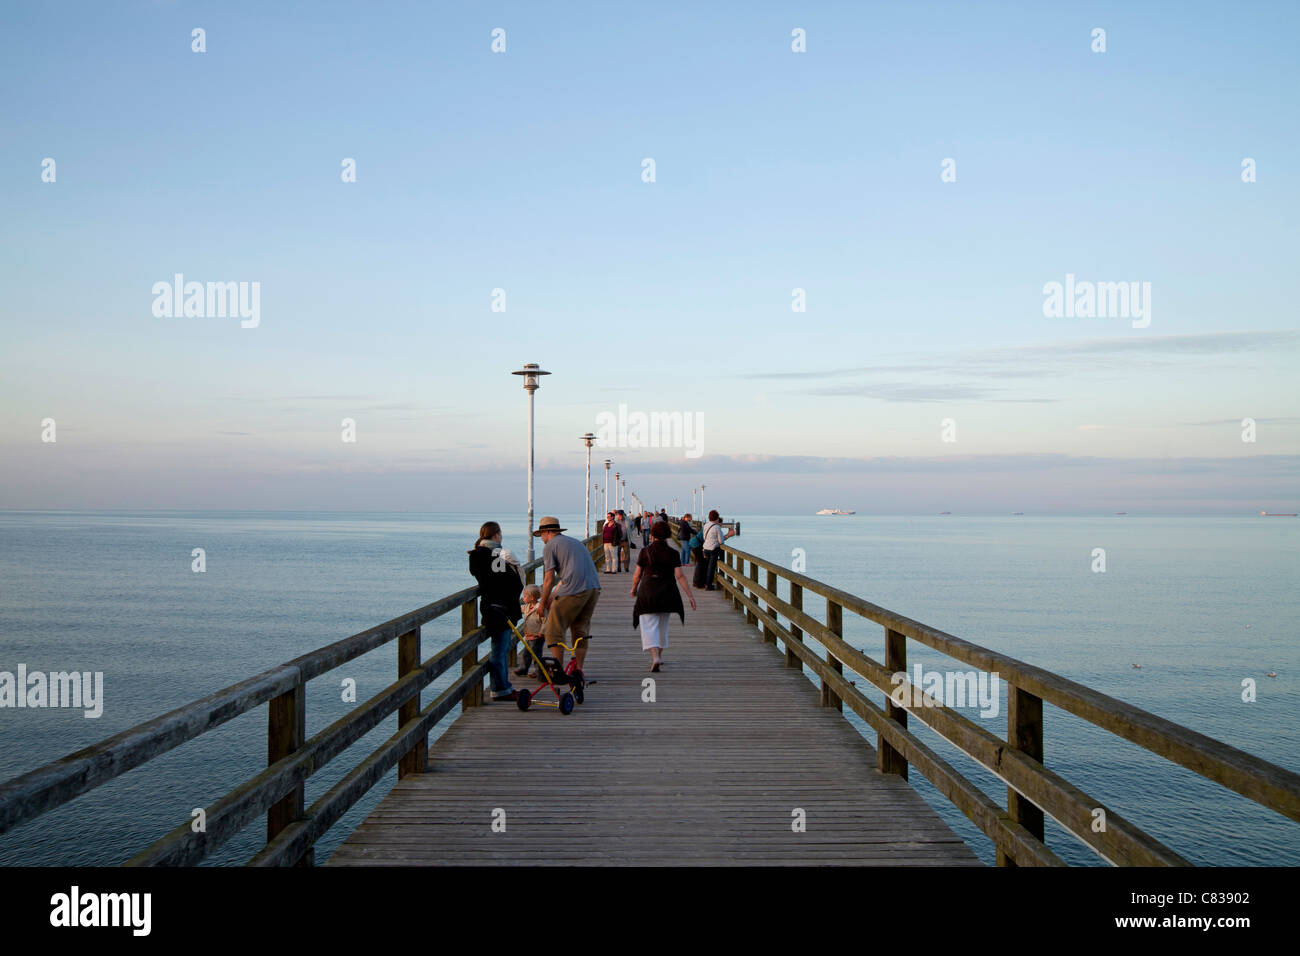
700,484,707,519
604,460,612,520
511,363,551,563
614,472,620,512
580,433,596,539
693,487,697,516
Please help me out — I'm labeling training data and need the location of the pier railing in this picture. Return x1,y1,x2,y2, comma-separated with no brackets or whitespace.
715,544,1300,866
0,533,606,867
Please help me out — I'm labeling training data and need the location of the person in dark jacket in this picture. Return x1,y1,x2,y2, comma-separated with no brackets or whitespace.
617,509,632,571
690,523,708,588
467,520,524,702
630,521,696,671
678,513,694,566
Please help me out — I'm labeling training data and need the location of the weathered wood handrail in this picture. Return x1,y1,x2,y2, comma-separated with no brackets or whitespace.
0,533,607,866
716,544,1300,866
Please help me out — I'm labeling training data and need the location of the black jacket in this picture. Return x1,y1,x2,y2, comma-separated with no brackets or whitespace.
632,540,686,627
468,544,524,632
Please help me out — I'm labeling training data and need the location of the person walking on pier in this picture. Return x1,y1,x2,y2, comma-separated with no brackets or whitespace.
678,513,694,566
701,510,738,591
617,509,633,571
467,521,524,702
535,517,601,676
630,521,696,672
601,511,622,573
640,510,653,548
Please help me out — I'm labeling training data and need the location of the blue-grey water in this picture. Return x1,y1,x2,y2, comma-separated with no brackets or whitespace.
0,511,1295,866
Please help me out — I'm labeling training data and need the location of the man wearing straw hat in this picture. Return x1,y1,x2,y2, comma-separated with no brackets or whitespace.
534,516,601,675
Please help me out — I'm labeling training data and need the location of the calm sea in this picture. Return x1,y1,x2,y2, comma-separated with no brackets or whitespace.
0,511,1295,866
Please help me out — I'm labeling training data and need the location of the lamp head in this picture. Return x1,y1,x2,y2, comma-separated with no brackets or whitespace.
511,363,550,392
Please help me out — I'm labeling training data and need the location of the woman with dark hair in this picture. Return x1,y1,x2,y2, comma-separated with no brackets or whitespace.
630,521,696,672
467,520,524,702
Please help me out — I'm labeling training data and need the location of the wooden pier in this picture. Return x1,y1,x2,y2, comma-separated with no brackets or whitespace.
1,527,1297,867
328,581,977,865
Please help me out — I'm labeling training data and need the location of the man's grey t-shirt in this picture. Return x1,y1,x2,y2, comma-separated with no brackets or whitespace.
544,533,601,597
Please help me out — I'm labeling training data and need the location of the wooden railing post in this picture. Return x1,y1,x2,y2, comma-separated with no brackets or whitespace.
821,599,843,711
397,627,425,778
745,560,759,628
730,554,742,611
461,600,482,709
879,628,908,778
787,583,803,667
267,677,311,865
763,568,777,644
999,686,1045,866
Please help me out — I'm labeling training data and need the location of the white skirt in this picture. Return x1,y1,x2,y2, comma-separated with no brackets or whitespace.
639,612,670,650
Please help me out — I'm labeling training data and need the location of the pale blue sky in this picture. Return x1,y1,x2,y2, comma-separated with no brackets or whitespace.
2,1,1297,513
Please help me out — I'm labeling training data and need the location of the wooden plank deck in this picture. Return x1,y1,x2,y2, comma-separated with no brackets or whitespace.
328,557,980,866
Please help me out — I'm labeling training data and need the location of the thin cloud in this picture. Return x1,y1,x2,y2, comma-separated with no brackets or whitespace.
739,329,1300,387
804,382,1056,403
1179,416,1300,427
221,394,377,402
619,452,1300,478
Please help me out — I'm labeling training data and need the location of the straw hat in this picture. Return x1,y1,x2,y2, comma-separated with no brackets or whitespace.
532,517,566,536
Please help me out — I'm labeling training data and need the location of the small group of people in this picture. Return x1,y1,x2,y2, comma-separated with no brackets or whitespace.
632,508,672,547
468,517,598,702
468,509,737,694
689,509,738,591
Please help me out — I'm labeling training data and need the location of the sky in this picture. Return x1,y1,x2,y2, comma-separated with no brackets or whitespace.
1,1,1297,514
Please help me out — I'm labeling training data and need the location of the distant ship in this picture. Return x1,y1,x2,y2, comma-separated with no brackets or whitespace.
1012,512,1024,516
938,511,952,515
1260,511,1297,517
816,508,856,515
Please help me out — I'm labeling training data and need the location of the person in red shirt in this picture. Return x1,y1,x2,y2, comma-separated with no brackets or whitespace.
601,511,623,573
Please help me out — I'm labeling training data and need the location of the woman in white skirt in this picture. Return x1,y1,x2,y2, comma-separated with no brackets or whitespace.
630,521,697,671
